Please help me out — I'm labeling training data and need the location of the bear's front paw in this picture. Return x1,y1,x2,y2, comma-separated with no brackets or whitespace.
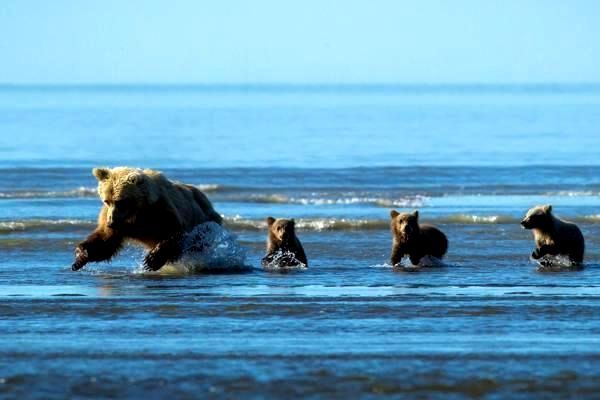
531,249,541,260
72,245,89,271
539,258,552,267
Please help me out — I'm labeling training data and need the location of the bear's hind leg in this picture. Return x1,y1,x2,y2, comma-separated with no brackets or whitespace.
143,233,185,271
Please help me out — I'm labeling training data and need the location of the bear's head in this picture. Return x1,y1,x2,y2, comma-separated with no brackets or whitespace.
390,209,420,242
93,167,160,229
521,204,553,230
267,217,296,243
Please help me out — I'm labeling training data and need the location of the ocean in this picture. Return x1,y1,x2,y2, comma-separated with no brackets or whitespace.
0,84,599,399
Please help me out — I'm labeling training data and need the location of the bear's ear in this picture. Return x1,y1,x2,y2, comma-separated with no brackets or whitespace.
390,210,399,219
266,216,275,227
126,173,143,185
412,210,419,219
543,204,552,213
290,219,295,226
92,168,111,181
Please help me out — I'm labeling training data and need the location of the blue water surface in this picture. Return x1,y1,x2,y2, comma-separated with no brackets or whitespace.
0,85,599,399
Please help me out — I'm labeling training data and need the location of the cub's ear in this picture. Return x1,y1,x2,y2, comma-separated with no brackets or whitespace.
290,218,295,226
543,204,553,213
92,168,111,181
266,216,276,226
412,210,419,219
390,210,399,219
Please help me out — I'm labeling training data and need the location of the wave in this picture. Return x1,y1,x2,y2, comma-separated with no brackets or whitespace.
224,216,388,231
2,184,599,204
1,213,599,235
229,194,429,207
194,184,225,192
583,214,600,222
0,187,97,199
439,214,516,224
0,219,95,234
0,184,226,199
543,191,600,197
224,214,600,230
223,215,509,231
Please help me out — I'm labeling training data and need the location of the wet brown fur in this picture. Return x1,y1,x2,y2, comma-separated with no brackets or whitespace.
72,167,222,271
390,210,448,266
262,217,308,267
521,204,584,264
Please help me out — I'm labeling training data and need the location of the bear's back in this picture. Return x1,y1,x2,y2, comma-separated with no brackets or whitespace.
419,224,448,258
169,182,222,229
555,217,585,262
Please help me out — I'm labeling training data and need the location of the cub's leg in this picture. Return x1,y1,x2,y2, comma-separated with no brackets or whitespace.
532,244,557,260
409,253,424,266
390,245,405,266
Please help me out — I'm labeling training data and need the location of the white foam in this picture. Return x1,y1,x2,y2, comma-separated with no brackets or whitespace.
533,254,582,271
369,263,394,269
373,255,447,270
262,249,307,271
194,184,222,192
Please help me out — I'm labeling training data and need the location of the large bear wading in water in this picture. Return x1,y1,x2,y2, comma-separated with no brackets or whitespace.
71,167,222,271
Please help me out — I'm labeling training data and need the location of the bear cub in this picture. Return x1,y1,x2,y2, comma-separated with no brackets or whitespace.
521,204,584,265
262,217,308,267
390,210,448,266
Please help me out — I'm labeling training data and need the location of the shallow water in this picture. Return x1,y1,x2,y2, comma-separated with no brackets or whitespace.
1,85,599,399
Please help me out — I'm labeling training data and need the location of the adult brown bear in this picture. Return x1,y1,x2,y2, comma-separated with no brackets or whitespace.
71,167,222,271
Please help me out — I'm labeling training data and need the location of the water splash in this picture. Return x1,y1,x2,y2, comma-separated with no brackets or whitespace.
261,249,307,271
534,254,583,271
370,256,447,271
393,255,448,271
414,255,447,267
151,222,248,274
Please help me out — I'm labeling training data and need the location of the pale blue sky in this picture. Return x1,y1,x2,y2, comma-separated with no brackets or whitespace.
0,0,599,84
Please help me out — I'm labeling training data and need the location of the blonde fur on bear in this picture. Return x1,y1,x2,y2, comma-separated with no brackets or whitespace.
72,167,222,271
521,204,585,264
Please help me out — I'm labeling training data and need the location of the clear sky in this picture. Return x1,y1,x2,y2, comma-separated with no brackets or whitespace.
1,0,599,84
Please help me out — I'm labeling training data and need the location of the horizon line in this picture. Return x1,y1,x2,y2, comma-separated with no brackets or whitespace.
2,81,600,88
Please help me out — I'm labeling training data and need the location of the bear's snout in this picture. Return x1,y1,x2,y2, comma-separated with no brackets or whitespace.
520,219,529,229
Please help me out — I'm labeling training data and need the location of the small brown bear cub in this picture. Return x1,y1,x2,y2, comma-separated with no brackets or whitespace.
72,167,222,271
261,217,308,267
521,204,584,265
390,210,448,266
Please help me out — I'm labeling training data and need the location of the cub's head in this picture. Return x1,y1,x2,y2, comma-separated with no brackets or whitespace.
266,217,296,243
390,209,420,241
520,204,553,230
93,167,159,229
